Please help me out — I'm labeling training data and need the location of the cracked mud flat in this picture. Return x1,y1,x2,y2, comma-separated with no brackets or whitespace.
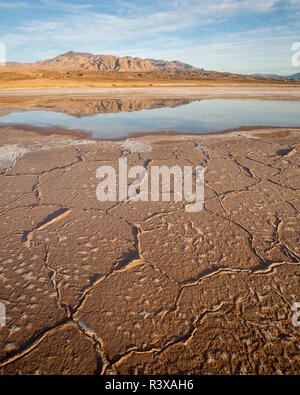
0,125,299,375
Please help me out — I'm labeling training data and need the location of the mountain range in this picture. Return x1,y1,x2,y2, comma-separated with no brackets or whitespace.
6,51,204,73
35,51,204,73
4,51,300,81
253,72,300,80
5,51,248,80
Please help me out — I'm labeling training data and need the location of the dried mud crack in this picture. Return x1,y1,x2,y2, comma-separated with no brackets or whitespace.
0,126,299,375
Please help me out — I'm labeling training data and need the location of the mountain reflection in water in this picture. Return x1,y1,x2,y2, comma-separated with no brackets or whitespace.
0,98,300,139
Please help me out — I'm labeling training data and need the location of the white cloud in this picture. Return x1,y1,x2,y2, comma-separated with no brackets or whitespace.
0,0,281,46
0,0,299,73
39,0,93,11
0,1,29,7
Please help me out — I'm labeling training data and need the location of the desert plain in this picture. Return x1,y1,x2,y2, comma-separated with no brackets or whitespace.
0,86,299,375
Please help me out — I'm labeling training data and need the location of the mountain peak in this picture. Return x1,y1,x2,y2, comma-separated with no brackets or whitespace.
35,51,203,73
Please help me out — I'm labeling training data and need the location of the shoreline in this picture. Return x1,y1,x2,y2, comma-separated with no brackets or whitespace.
1,123,300,143
1,85,300,101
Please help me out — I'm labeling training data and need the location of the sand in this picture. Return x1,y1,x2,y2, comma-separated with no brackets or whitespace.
0,122,299,375
1,66,300,89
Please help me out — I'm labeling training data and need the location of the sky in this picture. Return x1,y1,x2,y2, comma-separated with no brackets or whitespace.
0,0,299,75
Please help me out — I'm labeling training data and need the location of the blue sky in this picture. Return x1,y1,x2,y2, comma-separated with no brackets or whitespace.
0,0,299,74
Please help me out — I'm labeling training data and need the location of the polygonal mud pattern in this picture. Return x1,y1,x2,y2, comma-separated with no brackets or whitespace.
0,207,67,362
0,129,299,375
29,209,136,308
0,175,37,210
139,209,261,282
1,323,99,375
115,265,300,375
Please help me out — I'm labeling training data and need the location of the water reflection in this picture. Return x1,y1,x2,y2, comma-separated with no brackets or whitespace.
0,98,195,117
0,99,300,139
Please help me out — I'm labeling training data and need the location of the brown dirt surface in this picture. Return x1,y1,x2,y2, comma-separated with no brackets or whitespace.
1,68,300,89
0,125,299,375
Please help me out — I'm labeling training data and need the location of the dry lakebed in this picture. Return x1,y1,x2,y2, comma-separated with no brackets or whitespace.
0,86,299,375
